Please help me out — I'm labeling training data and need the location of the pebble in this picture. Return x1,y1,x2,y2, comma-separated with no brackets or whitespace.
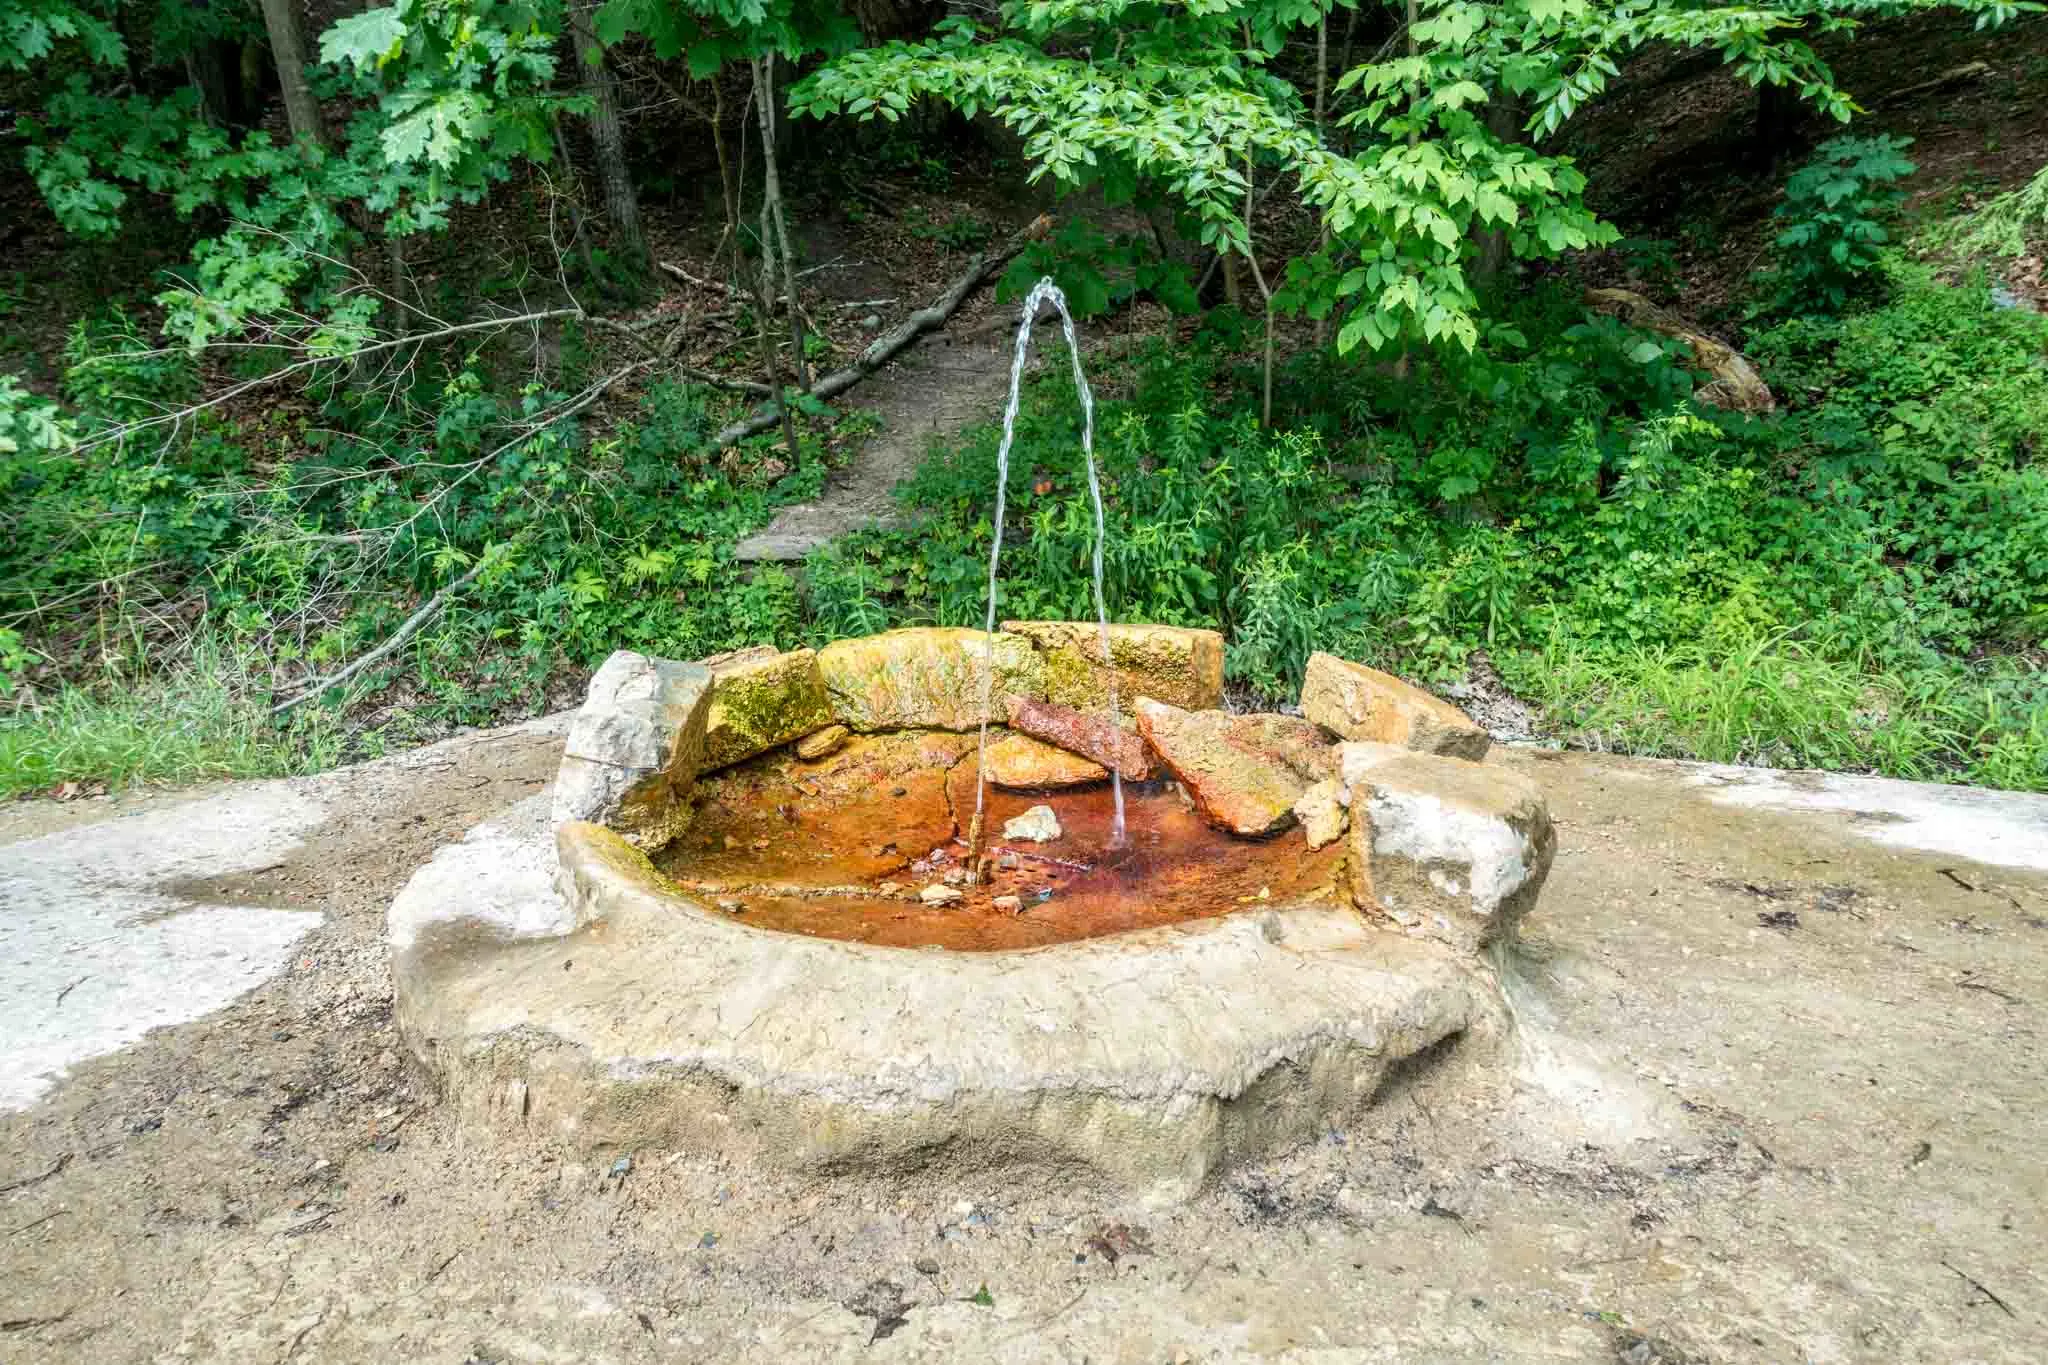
715,899,744,914
993,895,1023,913
1003,805,1063,843
919,884,964,906
878,881,903,896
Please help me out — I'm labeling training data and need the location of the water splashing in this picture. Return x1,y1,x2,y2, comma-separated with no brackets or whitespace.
972,278,1126,863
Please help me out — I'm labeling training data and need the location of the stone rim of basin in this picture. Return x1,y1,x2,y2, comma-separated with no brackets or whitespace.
544,624,1545,962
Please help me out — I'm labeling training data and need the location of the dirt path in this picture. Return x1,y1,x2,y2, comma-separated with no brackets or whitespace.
730,289,1147,563
2,735,2045,1362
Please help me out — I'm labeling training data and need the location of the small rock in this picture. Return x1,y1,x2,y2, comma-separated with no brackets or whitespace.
993,895,1023,913
920,884,964,906
877,881,903,896
796,723,851,761
1295,778,1348,849
715,898,744,914
1003,805,1063,842
997,851,1020,870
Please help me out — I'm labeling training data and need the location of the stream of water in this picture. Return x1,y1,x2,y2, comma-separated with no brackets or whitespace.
974,277,1126,852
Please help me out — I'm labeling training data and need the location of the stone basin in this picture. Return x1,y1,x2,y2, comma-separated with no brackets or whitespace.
389,626,1546,1198
659,734,1345,951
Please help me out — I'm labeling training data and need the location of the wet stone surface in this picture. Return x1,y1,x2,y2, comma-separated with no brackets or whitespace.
653,738,1343,951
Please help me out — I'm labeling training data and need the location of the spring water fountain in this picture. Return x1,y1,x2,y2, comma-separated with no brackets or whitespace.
968,276,1125,883
385,283,1560,1198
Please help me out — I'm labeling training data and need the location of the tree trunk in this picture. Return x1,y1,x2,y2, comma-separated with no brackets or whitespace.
753,55,808,391
256,0,327,149
1470,93,1524,293
1312,11,1330,346
568,6,648,273
549,116,602,281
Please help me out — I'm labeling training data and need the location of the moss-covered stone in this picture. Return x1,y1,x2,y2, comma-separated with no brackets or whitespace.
816,628,1044,732
1003,621,1223,718
699,648,833,772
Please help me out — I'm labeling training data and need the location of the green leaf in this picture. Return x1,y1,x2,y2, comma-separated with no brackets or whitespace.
320,8,410,73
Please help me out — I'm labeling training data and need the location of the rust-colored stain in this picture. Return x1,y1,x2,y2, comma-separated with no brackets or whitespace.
656,740,1341,951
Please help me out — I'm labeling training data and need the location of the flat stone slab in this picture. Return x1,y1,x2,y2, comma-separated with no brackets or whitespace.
390,818,1493,1199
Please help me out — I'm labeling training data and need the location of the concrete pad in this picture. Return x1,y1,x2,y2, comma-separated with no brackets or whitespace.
0,783,327,1111
1689,761,2048,871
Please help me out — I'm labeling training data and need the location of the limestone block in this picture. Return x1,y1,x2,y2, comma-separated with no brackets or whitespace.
1134,698,1333,837
551,650,712,851
1004,620,1224,717
1300,652,1490,760
699,647,833,772
1339,743,1553,954
983,733,1109,790
816,628,1044,732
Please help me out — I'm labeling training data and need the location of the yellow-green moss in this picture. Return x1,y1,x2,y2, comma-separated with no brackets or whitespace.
700,650,833,771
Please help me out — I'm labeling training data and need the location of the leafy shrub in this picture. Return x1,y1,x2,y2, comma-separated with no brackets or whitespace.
1768,135,1916,312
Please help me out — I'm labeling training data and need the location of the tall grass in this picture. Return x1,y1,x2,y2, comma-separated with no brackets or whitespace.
1508,627,2047,791
0,635,339,797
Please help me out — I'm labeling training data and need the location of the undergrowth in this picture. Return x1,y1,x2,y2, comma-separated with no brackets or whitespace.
0,634,340,797
811,255,2046,790
3,153,2044,794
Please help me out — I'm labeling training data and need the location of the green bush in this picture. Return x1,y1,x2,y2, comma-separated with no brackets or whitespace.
1767,135,1916,313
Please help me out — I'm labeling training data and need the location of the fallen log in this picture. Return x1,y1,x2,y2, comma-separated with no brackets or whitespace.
1583,288,1776,415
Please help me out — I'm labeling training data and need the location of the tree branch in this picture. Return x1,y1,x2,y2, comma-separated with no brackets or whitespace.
270,556,490,714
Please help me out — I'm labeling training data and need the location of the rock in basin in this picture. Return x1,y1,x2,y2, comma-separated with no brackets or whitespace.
1134,698,1334,836
391,818,1494,1200
1007,697,1155,781
983,732,1108,789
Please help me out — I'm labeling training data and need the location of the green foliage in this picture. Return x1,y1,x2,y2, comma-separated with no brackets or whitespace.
1925,158,2048,258
1,0,123,72
800,257,2045,790
320,0,570,226
0,635,342,797
1768,134,1917,312
793,1,2022,359
998,219,1199,320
